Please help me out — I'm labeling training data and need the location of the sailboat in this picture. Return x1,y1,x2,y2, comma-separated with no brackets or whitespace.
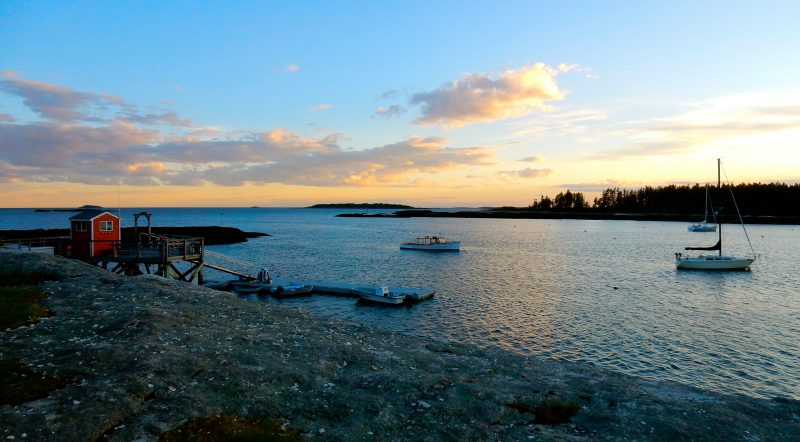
675,159,757,270
687,184,717,232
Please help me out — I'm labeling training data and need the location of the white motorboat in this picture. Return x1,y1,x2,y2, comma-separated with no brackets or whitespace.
400,235,460,251
687,184,717,232
676,159,757,270
354,286,406,305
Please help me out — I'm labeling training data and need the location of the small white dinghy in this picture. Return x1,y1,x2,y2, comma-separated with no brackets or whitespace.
354,286,406,305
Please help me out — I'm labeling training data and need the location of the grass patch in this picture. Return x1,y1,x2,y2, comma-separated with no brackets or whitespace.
507,398,582,424
505,401,534,414
0,286,53,329
0,270,61,287
159,415,306,442
0,357,70,405
533,400,581,424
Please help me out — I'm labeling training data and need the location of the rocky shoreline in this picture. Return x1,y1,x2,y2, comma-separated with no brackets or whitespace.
0,249,798,441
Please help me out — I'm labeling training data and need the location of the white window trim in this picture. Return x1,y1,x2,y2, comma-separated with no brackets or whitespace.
100,221,114,232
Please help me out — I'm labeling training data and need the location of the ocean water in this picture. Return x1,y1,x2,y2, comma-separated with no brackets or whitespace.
2,207,799,400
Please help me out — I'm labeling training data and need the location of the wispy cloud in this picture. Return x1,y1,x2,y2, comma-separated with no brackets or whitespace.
592,92,800,159
410,63,567,127
0,70,129,122
310,103,332,111
0,70,194,127
496,167,554,181
0,74,497,188
557,179,647,192
518,155,544,163
374,105,406,118
285,64,300,73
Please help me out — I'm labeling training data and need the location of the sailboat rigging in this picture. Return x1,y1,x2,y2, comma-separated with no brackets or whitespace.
675,158,757,270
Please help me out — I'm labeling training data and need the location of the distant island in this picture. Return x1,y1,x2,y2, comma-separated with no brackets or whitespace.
307,203,415,209
34,205,105,212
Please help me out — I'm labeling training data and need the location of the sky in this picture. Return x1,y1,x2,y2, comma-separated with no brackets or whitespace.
1,1,799,208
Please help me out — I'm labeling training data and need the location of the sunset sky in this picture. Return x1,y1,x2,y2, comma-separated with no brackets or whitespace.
1,1,799,207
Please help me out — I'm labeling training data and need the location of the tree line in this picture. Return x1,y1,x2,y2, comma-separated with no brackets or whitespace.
526,182,800,217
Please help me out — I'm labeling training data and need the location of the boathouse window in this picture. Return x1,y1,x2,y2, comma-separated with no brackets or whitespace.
75,221,88,232
100,221,114,231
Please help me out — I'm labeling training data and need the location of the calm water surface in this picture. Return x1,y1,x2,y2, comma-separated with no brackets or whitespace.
2,207,798,400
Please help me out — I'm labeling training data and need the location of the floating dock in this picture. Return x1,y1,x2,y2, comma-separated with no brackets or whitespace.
265,276,436,302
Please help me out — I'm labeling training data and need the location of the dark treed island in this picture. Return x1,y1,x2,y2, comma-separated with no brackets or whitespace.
0,226,267,246
34,205,105,212
338,182,800,224
308,203,415,209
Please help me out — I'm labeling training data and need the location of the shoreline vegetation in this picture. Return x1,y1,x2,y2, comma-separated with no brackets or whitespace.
330,182,800,224
336,209,800,225
1,249,798,440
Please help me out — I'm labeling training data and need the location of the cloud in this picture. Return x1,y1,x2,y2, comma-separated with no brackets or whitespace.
159,137,495,187
557,63,598,79
0,74,497,188
557,179,647,192
0,70,129,122
0,113,15,123
374,105,406,118
592,92,800,159
285,64,300,73
0,70,194,127
518,155,544,163
410,63,566,127
496,167,554,180
310,103,332,111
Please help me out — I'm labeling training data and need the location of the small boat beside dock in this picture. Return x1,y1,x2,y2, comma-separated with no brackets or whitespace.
352,286,406,305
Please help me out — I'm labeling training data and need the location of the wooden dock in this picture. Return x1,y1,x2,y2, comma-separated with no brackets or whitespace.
268,276,435,302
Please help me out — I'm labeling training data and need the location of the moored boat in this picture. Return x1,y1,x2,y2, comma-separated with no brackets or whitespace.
400,235,460,251
675,159,757,270
687,184,717,232
354,286,406,304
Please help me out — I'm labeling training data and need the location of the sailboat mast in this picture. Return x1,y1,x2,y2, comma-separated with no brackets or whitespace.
717,158,722,256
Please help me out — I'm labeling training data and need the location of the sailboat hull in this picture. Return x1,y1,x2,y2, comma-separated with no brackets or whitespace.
676,256,755,270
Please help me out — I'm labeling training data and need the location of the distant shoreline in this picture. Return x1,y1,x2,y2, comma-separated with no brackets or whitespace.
0,226,268,245
307,203,415,209
337,209,800,225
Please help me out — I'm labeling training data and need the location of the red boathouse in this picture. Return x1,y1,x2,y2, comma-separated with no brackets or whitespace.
69,210,120,258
